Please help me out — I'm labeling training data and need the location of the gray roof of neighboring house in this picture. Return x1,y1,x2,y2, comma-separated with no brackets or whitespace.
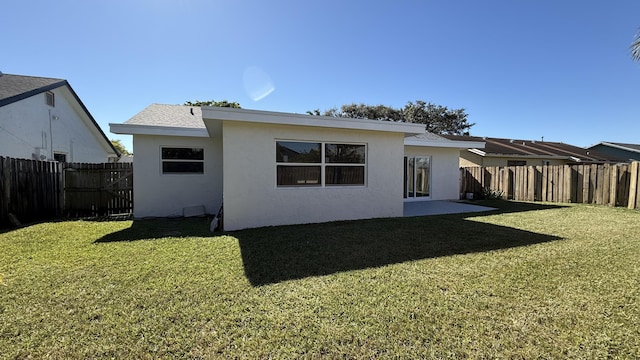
0,73,67,107
443,135,625,163
124,104,205,128
0,73,119,156
589,142,640,153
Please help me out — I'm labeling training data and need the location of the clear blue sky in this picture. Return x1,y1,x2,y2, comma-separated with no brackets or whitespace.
3,0,639,152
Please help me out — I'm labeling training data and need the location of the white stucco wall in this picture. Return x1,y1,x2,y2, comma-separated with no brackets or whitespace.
132,134,222,218
0,87,115,162
404,146,462,201
222,121,405,231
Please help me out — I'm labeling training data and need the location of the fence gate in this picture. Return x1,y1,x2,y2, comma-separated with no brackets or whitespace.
64,163,133,217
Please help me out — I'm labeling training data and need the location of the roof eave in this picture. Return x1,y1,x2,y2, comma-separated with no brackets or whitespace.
597,142,640,154
63,83,120,156
110,123,209,137
201,107,425,135
405,140,486,149
0,80,67,108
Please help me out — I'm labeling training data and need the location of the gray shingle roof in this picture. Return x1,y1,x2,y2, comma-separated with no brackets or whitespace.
0,73,66,107
405,132,450,142
125,104,205,129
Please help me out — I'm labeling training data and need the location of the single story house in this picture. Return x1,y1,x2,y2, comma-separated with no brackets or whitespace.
0,73,119,162
442,135,625,167
587,142,640,162
110,104,484,230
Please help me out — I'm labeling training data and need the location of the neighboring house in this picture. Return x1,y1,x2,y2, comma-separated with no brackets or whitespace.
442,135,625,167
0,73,119,162
110,104,484,230
118,154,134,163
587,142,640,162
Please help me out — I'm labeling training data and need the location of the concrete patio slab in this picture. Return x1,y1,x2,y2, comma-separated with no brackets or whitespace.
403,200,496,217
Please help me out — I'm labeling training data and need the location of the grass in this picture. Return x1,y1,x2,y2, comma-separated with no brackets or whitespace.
1,201,639,358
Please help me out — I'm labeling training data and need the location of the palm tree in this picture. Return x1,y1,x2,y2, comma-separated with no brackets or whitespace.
632,28,640,62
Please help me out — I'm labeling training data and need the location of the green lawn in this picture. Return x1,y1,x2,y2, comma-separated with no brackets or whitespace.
1,201,639,358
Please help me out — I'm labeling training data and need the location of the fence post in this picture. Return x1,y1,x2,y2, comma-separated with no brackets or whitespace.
527,166,535,201
602,164,611,205
609,164,619,206
629,161,639,209
563,165,572,203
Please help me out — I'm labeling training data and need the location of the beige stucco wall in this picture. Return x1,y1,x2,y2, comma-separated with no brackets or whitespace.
0,87,115,162
404,146,462,201
459,150,483,167
222,121,405,231
132,134,222,218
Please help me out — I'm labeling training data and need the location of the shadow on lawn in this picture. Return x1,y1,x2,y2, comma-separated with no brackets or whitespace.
94,217,213,243
237,202,565,286
461,200,569,215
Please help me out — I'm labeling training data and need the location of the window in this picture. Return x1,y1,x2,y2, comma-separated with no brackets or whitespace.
45,91,55,107
161,147,204,174
276,141,366,187
54,153,66,163
404,156,430,198
507,160,526,166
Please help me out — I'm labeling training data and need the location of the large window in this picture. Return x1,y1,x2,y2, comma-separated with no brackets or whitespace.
161,147,204,174
276,141,366,187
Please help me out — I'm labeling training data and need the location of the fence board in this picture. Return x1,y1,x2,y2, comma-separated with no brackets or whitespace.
460,162,639,210
64,162,134,217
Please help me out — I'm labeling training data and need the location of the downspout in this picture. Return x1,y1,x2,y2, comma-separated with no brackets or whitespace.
48,109,54,160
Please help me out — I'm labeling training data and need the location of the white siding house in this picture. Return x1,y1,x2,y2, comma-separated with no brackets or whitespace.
111,104,484,230
0,74,118,162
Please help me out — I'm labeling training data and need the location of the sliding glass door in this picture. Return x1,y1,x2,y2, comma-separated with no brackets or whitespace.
404,156,431,199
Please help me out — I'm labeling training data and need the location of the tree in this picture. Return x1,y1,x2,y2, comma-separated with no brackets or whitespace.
183,100,241,108
111,139,131,155
632,28,640,62
309,100,474,135
403,100,474,135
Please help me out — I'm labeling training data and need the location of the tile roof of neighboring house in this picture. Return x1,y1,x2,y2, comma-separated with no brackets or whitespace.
443,135,625,163
0,73,67,107
124,104,205,128
589,142,640,153
0,73,119,156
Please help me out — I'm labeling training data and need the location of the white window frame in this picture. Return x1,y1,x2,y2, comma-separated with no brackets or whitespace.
160,146,205,175
275,140,367,188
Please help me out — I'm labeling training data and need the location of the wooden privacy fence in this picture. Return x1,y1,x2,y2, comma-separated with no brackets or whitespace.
64,162,133,217
460,162,640,209
0,157,63,226
0,157,133,227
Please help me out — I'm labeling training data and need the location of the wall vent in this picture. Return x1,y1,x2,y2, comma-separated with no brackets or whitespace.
45,91,55,107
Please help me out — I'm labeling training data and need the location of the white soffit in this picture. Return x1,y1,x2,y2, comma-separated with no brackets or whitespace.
405,138,486,149
109,123,209,137
201,107,426,135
